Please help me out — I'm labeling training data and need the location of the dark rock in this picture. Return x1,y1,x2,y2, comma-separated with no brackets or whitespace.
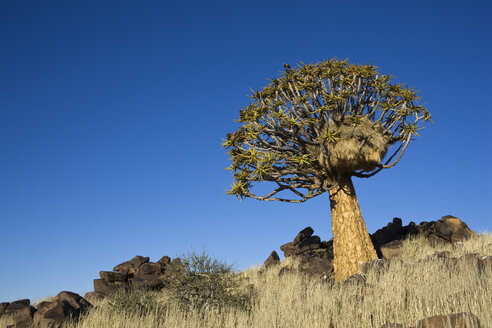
380,240,404,261
12,306,36,328
33,291,92,328
263,251,280,269
35,301,53,311
434,216,477,243
113,261,135,276
83,292,106,304
280,242,296,257
427,234,448,247
100,271,127,282
293,227,314,245
371,218,403,255
129,255,150,269
134,262,163,278
298,256,333,276
53,291,92,311
157,256,171,266
295,235,321,254
94,279,128,295
0,302,9,316
417,312,481,328
4,299,30,315
281,236,322,257
171,258,183,267
403,221,419,237
129,276,164,290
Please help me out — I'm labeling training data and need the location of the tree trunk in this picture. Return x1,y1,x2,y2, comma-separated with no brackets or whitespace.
329,175,377,281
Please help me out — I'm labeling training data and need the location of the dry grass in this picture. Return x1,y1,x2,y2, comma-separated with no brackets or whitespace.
3,233,491,328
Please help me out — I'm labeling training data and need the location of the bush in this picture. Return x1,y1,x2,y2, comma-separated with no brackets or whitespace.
167,248,252,312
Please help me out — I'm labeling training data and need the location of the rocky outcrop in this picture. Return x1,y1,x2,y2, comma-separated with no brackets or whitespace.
269,226,334,277
263,251,280,269
88,254,184,298
0,291,91,328
265,215,478,278
371,215,477,257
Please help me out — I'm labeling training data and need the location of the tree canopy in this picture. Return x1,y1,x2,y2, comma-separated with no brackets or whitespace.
223,58,431,202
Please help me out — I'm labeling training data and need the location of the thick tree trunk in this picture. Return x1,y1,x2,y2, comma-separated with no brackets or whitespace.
329,175,378,281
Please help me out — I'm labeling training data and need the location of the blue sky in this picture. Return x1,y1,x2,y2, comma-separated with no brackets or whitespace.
1,1,491,302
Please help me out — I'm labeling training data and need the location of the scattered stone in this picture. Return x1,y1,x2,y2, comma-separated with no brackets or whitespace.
263,251,280,269
12,306,36,328
380,240,404,261
417,312,481,328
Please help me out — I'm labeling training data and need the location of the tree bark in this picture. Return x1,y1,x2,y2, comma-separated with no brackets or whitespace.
329,175,378,281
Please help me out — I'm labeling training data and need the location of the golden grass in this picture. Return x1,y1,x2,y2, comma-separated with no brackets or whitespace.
3,233,491,328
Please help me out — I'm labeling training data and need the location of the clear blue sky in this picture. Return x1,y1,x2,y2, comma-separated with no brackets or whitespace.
1,1,491,302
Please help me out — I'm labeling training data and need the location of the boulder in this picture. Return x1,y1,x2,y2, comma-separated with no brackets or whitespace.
371,218,403,254
417,312,481,328
157,255,171,268
380,240,404,261
0,302,9,316
113,261,135,276
129,276,164,290
12,306,36,328
129,255,150,269
293,226,314,245
434,216,476,243
94,279,128,295
281,236,322,257
134,262,163,278
32,291,91,328
99,271,127,282
280,242,296,257
4,299,30,315
263,251,280,269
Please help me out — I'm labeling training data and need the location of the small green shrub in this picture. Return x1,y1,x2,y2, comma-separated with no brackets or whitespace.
167,248,253,312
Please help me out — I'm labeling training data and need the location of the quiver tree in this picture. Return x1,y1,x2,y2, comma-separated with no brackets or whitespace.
223,58,431,281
